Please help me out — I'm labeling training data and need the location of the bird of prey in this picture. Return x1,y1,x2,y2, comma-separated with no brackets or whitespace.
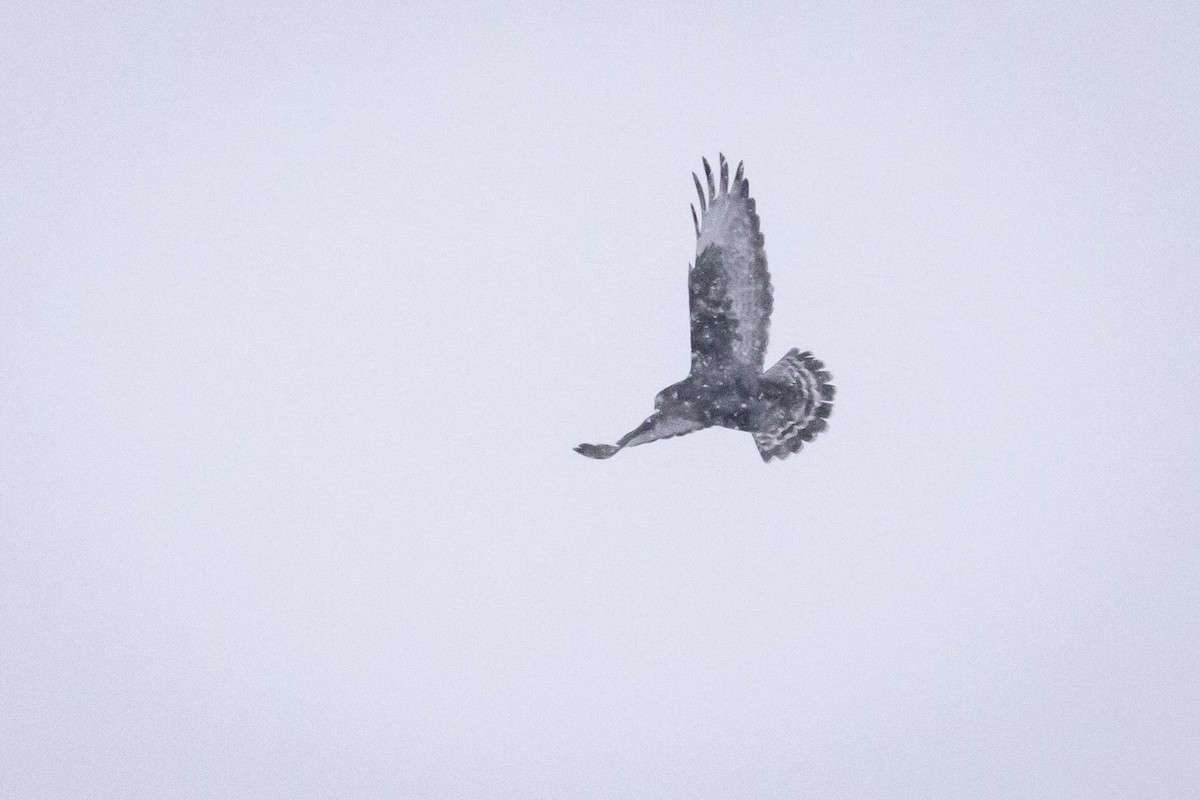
575,154,834,462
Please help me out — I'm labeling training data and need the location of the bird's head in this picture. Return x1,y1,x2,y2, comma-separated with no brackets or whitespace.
654,380,701,418
654,382,680,410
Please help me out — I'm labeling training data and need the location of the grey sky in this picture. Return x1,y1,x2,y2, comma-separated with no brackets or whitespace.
3,1,1199,797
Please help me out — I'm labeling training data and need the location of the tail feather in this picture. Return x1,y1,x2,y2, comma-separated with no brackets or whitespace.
754,349,835,462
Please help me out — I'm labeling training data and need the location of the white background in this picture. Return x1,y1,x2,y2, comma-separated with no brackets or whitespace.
3,1,1199,797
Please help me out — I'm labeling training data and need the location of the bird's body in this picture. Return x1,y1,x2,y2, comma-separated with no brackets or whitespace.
576,155,834,462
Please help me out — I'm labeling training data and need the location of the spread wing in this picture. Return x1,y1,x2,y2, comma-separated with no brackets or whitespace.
574,411,709,459
688,155,773,377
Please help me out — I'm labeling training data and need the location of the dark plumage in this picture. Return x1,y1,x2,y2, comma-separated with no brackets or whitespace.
576,155,835,462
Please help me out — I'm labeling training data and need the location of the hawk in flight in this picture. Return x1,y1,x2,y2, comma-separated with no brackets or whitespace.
576,154,835,462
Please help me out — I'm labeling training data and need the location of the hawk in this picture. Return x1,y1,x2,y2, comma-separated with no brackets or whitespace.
575,154,835,462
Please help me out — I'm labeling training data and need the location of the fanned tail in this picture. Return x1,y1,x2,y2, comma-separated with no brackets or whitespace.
753,349,835,462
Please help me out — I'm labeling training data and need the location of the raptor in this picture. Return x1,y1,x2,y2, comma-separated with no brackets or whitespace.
575,154,835,462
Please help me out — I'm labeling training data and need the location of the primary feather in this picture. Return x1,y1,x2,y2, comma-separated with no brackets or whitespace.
689,154,773,377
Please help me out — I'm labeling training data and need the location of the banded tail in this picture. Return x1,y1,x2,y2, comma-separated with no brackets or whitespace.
753,349,835,462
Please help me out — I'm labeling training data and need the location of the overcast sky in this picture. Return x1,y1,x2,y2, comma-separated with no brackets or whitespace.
3,1,1199,797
